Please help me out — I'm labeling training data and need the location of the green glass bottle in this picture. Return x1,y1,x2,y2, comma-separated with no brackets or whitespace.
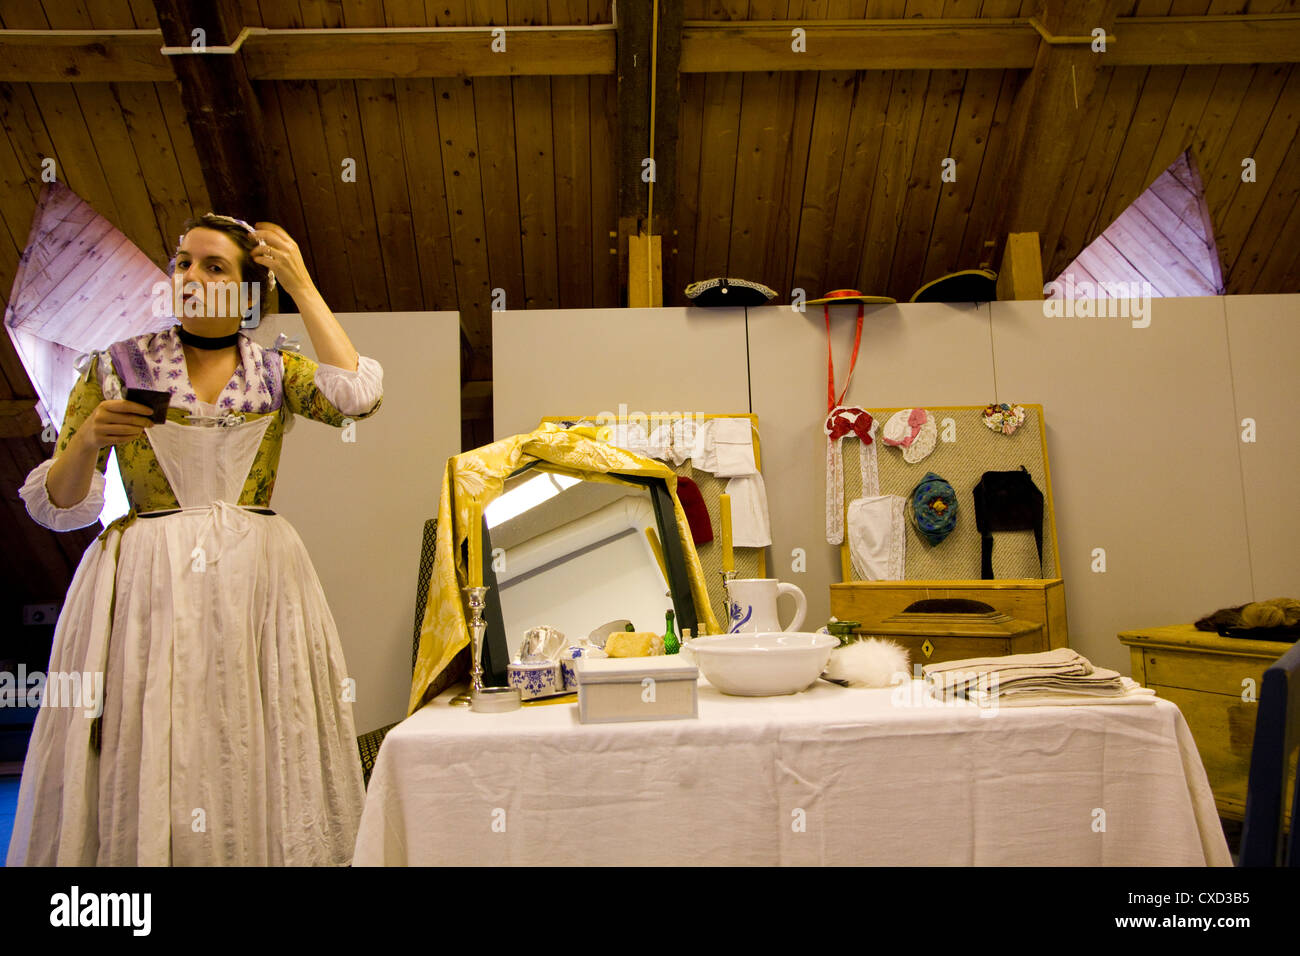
664,608,680,655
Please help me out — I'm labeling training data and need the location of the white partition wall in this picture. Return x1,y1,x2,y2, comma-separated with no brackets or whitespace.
248,312,461,733
493,307,751,439
1223,295,1300,601
990,297,1252,672
491,296,1300,676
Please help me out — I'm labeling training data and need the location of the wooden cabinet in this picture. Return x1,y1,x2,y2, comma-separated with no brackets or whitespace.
1118,624,1294,823
829,578,1067,665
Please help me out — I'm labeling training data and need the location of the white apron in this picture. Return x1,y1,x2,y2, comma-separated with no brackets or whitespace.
6,414,366,866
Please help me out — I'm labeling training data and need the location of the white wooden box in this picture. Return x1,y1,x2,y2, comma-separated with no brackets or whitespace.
574,656,699,723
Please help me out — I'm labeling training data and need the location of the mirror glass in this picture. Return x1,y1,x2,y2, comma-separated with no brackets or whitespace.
486,467,674,659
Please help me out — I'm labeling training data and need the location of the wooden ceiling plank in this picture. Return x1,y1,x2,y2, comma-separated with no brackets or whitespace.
824,69,890,290
513,75,561,309
84,0,140,28
1198,61,1290,262
1035,68,1119,276
1139,66,1218,192
1044,67,1146,278
274,80,358,312
790,70,857,301
1214,64,1300,271
0,0,50,28
588,71,618,307
472,75,525,315
1085,66,1183,250
67,84,168,264
355,77,423,312
1224,118,1300,292
728,64,801,292
859,68,928,297
956,68,1020,269
112,82,201,263
434,75,493,354
1187,64,1256,184
672,71,706,304
314,79,391,311
25,85,125,235
552,73,595,308
692,71,743,283
151,81,212,217
249,80,311,279
547,0,595,310
1250,199,1300,294
920,67,1002,283
393,78,460,311
1198,62,1288,214
888,66,965,294
762,69,815,297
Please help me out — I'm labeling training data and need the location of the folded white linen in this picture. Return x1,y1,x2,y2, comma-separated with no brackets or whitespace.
923,648,1124,697
964,677,1158,707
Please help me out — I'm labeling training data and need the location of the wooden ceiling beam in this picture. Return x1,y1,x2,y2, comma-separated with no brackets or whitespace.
150,0,273,220
992,0,1124,248
6,14,1300,83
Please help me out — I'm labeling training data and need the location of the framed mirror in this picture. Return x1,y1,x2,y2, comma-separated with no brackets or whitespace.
411,421,719,713
472,465,701,687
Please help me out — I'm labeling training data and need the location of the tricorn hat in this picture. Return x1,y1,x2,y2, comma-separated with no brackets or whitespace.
685,277,776,307
910,269,998,304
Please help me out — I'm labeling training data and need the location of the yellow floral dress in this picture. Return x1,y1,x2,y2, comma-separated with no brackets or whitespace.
7,325,382,866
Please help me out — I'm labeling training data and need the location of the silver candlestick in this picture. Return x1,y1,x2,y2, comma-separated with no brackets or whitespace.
450,585,520,712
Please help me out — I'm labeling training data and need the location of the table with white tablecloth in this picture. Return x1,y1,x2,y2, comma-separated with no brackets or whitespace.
352,678,1232,866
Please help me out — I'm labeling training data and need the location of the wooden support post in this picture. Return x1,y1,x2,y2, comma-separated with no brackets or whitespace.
152,0,275,220
997,232,1045,300
627,232,663,307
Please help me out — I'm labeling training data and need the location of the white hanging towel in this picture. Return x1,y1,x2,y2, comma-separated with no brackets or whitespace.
726,472,772,547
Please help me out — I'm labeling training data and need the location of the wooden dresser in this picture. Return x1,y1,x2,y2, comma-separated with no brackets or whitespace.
1118,623,1295,823
830,578,1067,665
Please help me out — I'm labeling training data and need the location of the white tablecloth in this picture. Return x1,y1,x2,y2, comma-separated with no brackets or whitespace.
352,679,1231,866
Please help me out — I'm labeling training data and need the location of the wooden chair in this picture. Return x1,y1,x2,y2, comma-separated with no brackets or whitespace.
1239,641,1300,866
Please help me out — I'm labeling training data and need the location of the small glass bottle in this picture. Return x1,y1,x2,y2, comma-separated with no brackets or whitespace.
664,608,680,655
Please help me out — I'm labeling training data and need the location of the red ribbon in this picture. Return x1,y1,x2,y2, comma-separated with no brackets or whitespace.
825,301,864,413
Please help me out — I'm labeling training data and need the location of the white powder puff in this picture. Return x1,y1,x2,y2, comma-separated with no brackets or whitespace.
824,637,911,687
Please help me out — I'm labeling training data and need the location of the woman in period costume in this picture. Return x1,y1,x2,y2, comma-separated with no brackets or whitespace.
6,215,382,866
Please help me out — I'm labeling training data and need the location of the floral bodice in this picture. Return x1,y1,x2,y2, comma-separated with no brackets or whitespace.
47,326,382,515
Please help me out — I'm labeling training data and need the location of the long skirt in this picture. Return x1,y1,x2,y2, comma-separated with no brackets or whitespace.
5,507,365,865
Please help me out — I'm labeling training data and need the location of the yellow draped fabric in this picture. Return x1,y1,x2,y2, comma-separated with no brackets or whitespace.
407,422,721,715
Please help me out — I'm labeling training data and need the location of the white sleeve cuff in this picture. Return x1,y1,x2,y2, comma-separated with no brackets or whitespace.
19,457,105,531
313,355,384,416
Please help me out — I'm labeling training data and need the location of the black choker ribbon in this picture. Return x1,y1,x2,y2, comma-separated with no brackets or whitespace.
176,325,241,350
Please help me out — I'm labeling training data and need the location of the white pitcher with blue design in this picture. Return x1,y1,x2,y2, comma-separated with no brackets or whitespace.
726,578,807,633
